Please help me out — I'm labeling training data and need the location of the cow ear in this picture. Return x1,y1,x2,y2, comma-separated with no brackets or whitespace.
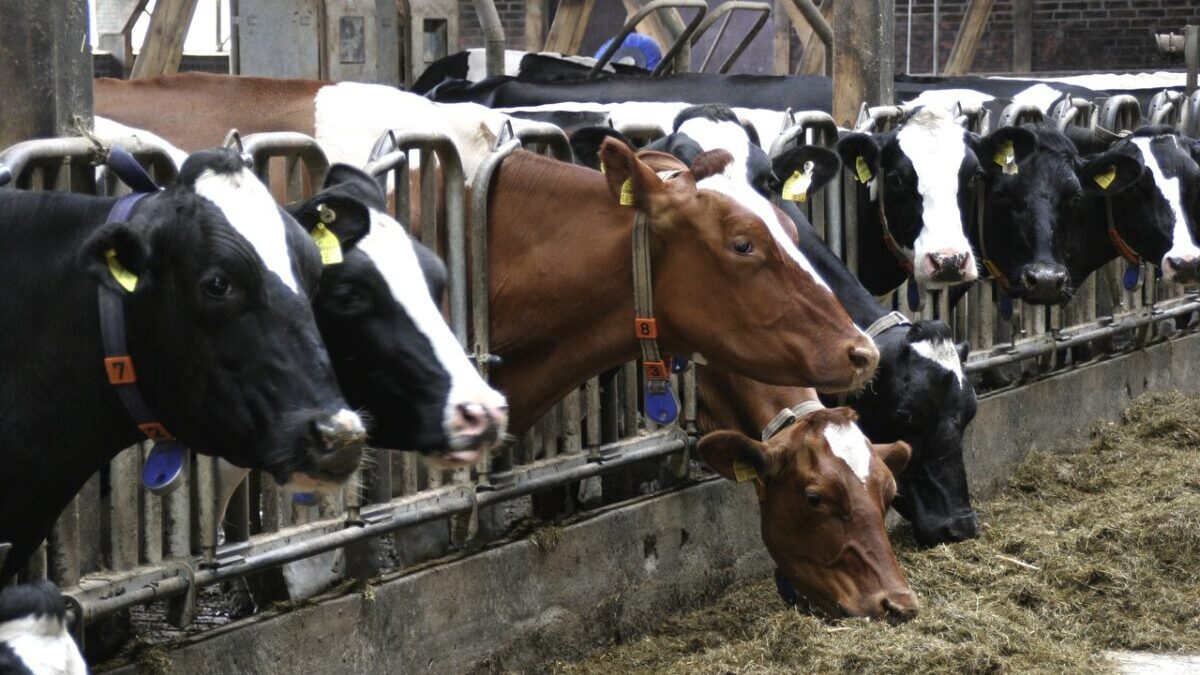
955,340,970,363
81,222,153,294
647,134,705,169
698,430,774,482
772,146,842,198
570,126,634,171
690,149,735,182
835,133,880,183
741,120,762,148
1080,152,1144,195
871,440,912,478
979,126,1038,173
598,137,668,211
289,193,372,255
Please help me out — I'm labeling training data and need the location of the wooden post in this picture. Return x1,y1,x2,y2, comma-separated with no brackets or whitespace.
0,0,94,149
130,0,201,78
525,0,546,52
1012,0,1032,73
544,0,596,54
773,0,792,75
832,0,893,128
943,0,994,76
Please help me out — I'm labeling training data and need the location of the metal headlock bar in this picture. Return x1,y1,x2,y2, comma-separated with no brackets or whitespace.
225,130,330,202
615,122,667,148
998,102,1044,128
1182,89,1200,137
690,1,772,75
588,0,709,79
10,87,1200,643
769,110,842,257
0,135,178,191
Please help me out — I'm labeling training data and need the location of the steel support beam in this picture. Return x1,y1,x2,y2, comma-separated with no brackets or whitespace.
0,0,93,149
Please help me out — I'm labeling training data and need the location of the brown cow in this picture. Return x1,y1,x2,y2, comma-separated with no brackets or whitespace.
697,367,919,622
487,140,877,434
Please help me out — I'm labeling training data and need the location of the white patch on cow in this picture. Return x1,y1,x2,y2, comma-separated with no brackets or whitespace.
895,107,977,283
902,88,995,113
910,338,965,386
675,117,832,291
822,422,871,484
94,116,188,168
1010,83,1065,112
356,208,508,446
991,71,1184,92
192,167,299,294
0,615,87,675
1131,136,1200,277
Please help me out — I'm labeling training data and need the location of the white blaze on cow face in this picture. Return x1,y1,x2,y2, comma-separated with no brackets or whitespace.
674,117,833,292
356,208,509,453
910,338,965,386
0,615,87,675
822,421,872,484
895,108,978,286
1129,136,1200,282
193,168,301,294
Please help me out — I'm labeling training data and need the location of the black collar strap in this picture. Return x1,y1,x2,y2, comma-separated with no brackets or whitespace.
631,170,684,425
761,400,826,441
98,156,189,496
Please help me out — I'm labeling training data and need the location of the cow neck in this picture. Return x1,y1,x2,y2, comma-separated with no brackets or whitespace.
486,153,656,434
788,208,891,329
1062,196,1131,288
874,176,916,276
974,185,1013,290
1104,197,1141,266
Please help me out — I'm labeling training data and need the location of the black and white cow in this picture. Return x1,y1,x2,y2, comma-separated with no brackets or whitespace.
0,149,366,580
0,581,87,675
836,107,982,292
290,165,509,459
579,105,981,545
412,49,647,95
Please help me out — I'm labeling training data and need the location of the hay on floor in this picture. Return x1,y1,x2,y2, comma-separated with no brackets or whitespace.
554,392,1200,674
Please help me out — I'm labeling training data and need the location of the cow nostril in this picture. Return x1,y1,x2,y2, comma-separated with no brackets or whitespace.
455,402,490,435
848,345,876,371
881,593,920,623
1022,268,1038,288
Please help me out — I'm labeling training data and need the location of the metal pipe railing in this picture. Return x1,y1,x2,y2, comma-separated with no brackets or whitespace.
790,0,832,77
471,0,506,78
690,1,772,74
589,0,708,79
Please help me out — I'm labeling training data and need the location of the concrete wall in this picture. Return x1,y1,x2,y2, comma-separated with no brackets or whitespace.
99,333,1200,674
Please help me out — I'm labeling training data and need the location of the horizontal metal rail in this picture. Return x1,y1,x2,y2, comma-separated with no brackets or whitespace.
0,135,178,189
691,1,772,75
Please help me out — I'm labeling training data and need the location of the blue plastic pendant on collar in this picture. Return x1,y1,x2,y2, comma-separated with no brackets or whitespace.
293,492,318,505
106,145,159,194
142,440,188,495
643,380,679,425
906,279,921,312
999,292,1014,321
774,567,802,606
1123,263,1141,291
670,357,688,374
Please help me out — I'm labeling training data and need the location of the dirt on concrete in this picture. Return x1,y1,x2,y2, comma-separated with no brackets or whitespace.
553,391,1200,675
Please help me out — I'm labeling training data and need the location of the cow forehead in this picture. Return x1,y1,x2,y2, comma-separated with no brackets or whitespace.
821,422,871,484
675,118,832,291
192,168,300,294
894,109,970,185
909,337,965,386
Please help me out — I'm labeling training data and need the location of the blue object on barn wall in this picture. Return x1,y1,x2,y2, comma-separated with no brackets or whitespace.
594,33,663,71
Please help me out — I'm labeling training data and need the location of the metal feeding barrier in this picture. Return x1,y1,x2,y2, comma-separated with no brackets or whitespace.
588,0,709,79
5,87,1200,646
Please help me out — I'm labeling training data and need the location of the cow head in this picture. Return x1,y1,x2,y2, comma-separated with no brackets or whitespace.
698,408,918,622
837,107,980,287
0,581,86,675
974,125,1075,304
1087,127,1200,284
854,321,978,545
80,149,365,491
597,137,878,393
290,165,508,463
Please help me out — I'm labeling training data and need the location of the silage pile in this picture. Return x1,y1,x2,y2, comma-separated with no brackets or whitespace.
554,392,1200,674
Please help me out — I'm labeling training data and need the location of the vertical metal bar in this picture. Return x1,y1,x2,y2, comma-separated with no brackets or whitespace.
585,376,602,453
109,447,141,570
50,498,81,587
420,154,438,251
563,388,583,455
932,0,940,75
195,456,218,564
141,446,163,565
164,466,191,558
621,361,639,437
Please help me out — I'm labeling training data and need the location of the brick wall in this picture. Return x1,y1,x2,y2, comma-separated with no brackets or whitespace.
899,0,1200,74
458,0,529,52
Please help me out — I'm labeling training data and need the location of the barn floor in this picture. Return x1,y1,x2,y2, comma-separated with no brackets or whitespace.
552,392,1200,675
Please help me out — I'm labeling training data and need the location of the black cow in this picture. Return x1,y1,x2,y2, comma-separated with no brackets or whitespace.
290,165,508,460
0,580,87,675
412,49,647,95
0,149,365,581
576,106,980,545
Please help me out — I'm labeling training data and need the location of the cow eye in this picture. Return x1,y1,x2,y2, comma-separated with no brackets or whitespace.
732,239,754,255
805,491,822,507
203,275,233,298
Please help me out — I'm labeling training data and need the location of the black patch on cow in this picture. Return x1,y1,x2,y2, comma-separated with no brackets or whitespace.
177,148,247,184
570,127,634,171
0,581,67,626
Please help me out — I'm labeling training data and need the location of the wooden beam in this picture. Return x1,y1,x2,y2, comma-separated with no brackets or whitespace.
543,0,596,54
773,0,791,75
832,0,893,128
525,0,546,52
943,0,995,76
0,0,93,147
797,0,833,75
130,0,201,78
1012,0,1032,73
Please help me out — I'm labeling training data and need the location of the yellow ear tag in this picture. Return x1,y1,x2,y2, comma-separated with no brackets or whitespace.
782,163,814,202
732,458,758,483
1094,165,1118,190
855,155,873,184
619,177,635,206
599,159,606,174
312,224,343,266
994,140,1018,175
104,249,138,293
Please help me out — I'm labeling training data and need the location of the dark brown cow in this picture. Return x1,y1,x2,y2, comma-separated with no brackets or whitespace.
488,140,877,433
697,367,918,622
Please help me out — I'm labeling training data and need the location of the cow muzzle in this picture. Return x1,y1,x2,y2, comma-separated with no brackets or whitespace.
924,251,976,283
1018,263,1070,304
1164,255,1200,284
437,401,509,466
305,409,366,482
